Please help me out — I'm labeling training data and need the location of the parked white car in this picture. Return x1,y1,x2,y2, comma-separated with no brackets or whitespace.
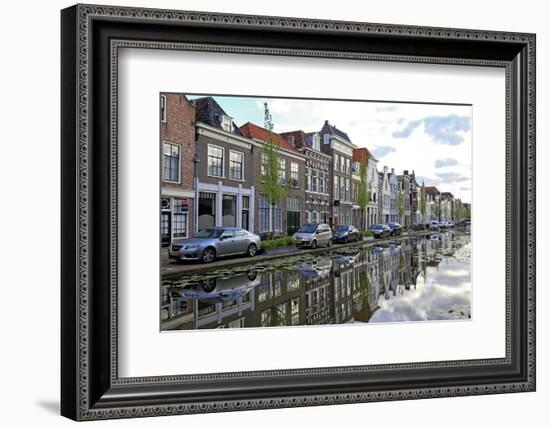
293,223,332,249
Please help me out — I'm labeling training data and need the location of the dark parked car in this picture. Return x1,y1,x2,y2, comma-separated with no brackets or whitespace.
387,222,402,236
169,227,261,263
332,225,361,243
369,224,391,239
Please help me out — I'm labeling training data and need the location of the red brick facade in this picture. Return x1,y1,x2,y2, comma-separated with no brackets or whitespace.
160,93,196,244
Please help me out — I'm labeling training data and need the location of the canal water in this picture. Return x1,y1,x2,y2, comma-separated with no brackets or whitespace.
161,230,471,331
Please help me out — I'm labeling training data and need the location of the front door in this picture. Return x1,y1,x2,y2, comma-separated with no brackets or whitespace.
161,212,171,246
287,211,300,235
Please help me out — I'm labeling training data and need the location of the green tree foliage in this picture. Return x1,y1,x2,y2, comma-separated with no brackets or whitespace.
357,159,370,230
397,189,405,220
434,199,441,221
260,102,288,238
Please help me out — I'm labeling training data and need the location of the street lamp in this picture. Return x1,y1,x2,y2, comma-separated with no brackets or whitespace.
193,153,200,235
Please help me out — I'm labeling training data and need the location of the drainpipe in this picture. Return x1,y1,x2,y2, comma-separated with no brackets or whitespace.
193,152,200,235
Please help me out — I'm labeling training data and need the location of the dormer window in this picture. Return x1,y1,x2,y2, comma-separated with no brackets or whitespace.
287,135,295,146
221,115,233,132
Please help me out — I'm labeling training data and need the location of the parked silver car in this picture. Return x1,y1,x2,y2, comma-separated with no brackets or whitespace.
171,270,260,303
169,227,261,263
292,223,332,249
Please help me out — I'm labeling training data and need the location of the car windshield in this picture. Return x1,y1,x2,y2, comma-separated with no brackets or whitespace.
371,225,383,230
194,228,223,238
334,226,348,232
297,224,317,233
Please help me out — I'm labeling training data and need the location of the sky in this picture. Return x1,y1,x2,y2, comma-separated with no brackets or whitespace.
187,94,472,203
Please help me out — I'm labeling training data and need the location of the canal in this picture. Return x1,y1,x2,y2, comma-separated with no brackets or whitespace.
160,230,471,331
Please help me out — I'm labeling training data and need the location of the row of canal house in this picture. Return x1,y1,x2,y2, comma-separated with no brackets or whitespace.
160,93,468,244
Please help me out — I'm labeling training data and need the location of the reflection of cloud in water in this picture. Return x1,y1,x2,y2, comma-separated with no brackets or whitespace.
371,255,471,323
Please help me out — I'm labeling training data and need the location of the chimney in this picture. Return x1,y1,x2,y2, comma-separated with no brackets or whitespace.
383,166,388,173
404,170,408,175
325,120,329,125
391,168,395,175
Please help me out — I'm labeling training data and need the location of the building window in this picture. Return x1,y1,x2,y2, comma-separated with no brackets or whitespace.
313,134,320,151
222,195,236,227
334,175,339,199
287,135,295,146
173,198,189,238
286,196,301,235
162,142,180,182
278,158,287,184
207,145,224,177
334,154,339,171
346,158,351,175
258,194,282,233
198,192,216,229
242,196,250,231
312,169,318,192
290,162,299,187
340,156,346,174
261,153,268,177
160,95,167,123
306,172,311,191
221,115,233,132
229,151,243,180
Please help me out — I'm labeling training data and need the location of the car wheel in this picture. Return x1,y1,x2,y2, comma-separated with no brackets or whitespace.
344,236,348,244
201,279,216,292
247,243,258,257
311,240,318,249
201,247,216,263
327,239,332,247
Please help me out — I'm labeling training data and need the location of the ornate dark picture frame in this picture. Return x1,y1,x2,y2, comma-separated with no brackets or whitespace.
61,4,536,421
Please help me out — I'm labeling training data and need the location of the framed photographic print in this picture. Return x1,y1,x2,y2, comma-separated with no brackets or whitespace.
61,4,536,421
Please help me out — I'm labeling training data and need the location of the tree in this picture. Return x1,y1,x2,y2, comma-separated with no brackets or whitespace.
397,189,405,223
261,102,288,239
357,159,370,230
420,180,427,221
433,198,441,221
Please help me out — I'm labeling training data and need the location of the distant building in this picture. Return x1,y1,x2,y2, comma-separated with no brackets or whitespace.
388,168,398,223
378,167,390,224
352,147,378,229
425,186,440,221
440,192,454,222
160,93,196,245
397,171,411,226
320,120,355,227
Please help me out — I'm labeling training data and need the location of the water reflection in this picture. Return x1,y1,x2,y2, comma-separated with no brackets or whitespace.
161,231,471,331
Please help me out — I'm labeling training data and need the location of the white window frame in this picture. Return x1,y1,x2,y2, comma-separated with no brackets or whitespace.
207,144,225,178
290,161,299,187
221,115,233,133
228,150,244,181
162,141,181,183
278,158,287,184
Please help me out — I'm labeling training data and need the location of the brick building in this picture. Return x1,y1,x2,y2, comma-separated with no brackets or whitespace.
160,93,196,245
240,122,306,236
320,120,355,227
280,130,331,225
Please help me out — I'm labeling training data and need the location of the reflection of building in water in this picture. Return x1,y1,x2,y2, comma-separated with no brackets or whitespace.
160,232,470,330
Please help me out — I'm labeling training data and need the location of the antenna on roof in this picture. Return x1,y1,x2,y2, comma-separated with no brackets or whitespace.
264,102,273,132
